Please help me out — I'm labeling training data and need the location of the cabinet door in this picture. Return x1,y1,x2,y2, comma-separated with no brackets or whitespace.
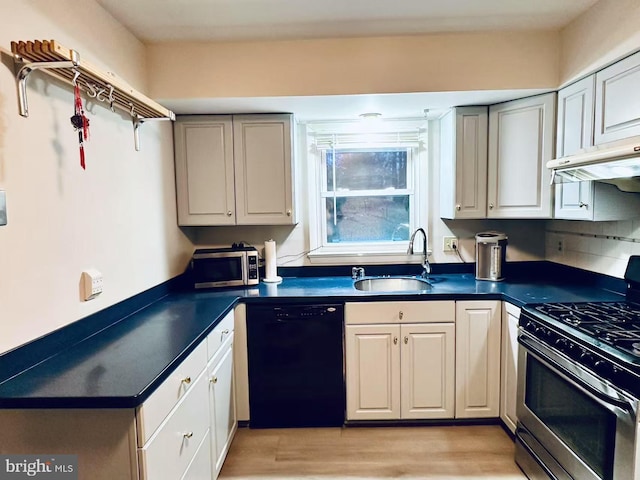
595,51,640,145
487,94,555,218
500,303,520,434
208,338,237,477
455,301,501,418
556,76,595,158
439,107,488,219
400,323,455,419
233,114,295,225
345,324,401,420
174,116,236,226
554,181,594,220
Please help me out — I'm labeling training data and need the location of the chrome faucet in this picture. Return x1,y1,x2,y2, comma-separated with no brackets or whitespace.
407,228,431,279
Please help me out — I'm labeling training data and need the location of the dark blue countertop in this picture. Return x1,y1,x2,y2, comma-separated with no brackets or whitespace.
0,268,626,409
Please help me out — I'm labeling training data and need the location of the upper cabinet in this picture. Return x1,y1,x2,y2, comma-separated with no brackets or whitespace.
557,76,595,158
439,106,488,219
174,114,296,226
555,69,640,221
594,51,640,145
487,93,556,218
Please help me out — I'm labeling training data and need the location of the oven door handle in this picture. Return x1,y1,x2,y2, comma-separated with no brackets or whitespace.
518,334,634,414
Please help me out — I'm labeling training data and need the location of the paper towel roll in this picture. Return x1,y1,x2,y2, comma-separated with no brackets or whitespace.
264,239,278,281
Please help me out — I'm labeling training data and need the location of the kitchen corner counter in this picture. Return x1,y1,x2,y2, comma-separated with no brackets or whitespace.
0,269,626,409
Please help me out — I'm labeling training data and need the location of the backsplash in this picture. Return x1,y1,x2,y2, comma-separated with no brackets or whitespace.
546,219,640,278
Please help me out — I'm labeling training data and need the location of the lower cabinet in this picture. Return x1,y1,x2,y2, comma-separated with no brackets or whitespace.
500,302,520,433
0,312,237,480
208,339,237,477
455,301,501,418
344,301,456,421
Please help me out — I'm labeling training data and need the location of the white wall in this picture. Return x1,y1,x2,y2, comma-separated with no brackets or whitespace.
0,1,193,354
560,0,640,85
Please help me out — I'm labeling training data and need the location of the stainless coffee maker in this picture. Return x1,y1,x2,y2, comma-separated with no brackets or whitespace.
475,231,508,281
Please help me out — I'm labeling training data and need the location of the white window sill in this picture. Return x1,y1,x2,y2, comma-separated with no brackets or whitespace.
307,249,431,265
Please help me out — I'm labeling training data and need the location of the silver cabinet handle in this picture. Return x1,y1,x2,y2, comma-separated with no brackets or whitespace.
226,211,232,216
287,209,292,216
221,328,230,341
404,336,408,344
579,202,588,208
393,337,398,345
183,432,193,439
456,204,461,211
399,311,404,320
182,376,191,384
210,376,218,384
489,203,494,210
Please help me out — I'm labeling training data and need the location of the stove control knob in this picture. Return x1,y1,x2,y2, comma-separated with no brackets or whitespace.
554,338,568,350
579,350,594,365
593,360,613,377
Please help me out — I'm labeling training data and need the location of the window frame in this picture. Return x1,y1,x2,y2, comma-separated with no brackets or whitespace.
305,121,428,264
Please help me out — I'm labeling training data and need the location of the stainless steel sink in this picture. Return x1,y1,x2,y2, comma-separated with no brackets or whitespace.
353,276,431,292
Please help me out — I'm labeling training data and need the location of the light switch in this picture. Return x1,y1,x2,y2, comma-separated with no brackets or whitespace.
0,190,6,226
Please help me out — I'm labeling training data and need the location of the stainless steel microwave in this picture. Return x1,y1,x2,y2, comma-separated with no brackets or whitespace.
191,247,259,288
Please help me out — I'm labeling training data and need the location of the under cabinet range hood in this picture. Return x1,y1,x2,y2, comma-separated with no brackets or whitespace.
547,142,640,192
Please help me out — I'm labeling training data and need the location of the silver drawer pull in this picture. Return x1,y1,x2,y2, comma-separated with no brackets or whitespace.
210,376,218,384
183,432,193,439
182,376,191,384
393,337,398,345
399,311,404,320
221,329,230,340
404,336,408,344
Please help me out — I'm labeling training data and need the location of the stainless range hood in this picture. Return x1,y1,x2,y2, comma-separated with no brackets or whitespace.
547,142,640,192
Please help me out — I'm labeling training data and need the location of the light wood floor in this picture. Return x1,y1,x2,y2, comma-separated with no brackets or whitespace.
219,425,527,479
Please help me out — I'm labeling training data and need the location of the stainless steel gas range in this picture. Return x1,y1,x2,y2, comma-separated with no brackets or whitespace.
515,256,640,480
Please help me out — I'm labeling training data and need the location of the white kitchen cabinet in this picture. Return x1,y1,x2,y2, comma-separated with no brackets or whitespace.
208,337,237,477
594,51,640,145
487,93,555,218
400,323,455,419
174,116,236,226
455,300,501,419
174,114,296,226
439,106,489,219
345,324,401,420
500,302,520,434
555,181,640,220
554,75,640,221
556,76,595,158
232,115,295,225
345,301,455,421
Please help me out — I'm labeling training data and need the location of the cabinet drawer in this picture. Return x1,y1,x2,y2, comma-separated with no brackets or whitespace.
207,310,234,360
139,369,210,480
137,341,208,445
181,429,212,480
345,301,455,324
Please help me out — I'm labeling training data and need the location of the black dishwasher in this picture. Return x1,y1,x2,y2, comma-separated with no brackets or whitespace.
246,303,345,428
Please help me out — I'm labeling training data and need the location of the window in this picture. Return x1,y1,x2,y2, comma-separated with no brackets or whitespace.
322,148,413,244
306,120,427,262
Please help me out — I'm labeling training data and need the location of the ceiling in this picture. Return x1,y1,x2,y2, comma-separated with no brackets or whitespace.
96,0,599,120
97,0,598,43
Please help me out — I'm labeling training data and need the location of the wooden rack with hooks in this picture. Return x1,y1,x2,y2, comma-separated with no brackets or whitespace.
11,39,175,151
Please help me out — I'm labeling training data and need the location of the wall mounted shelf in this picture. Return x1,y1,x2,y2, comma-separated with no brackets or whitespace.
11,39,175,151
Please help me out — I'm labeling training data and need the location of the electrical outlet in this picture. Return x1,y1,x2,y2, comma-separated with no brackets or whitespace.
443,236,458,252
81,269,103,301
